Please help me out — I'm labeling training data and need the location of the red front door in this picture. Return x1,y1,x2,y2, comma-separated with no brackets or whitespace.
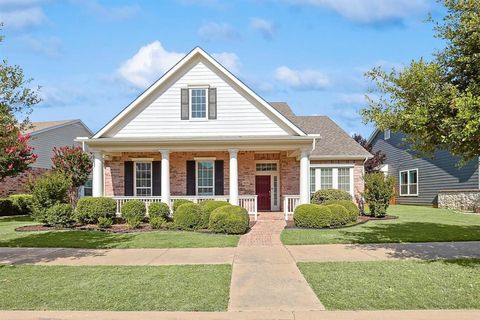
255,175,271,211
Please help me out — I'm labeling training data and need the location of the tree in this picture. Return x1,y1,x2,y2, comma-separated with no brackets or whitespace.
361,0,480,161
51,146,92,204
352,133,386,173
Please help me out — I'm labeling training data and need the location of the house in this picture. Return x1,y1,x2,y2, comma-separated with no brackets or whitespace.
0,120,93,197
79,47,371,219
369,129,480,210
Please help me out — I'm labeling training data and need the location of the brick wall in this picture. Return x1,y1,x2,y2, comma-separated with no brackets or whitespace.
0,167,49,197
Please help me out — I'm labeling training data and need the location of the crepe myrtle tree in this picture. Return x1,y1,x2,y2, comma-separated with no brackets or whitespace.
51,146,92,204
352,133,386,173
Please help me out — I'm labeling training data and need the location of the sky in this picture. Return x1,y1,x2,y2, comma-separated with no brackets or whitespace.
1,0,446,138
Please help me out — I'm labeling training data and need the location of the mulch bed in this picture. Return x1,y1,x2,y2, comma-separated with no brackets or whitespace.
285,214,398,229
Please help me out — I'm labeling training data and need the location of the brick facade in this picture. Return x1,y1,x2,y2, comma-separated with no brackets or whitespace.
0,167,49,197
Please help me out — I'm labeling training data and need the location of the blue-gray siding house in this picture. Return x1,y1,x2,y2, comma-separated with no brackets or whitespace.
369,129,479,206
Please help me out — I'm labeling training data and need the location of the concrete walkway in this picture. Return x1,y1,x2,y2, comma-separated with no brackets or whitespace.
228,219,325,312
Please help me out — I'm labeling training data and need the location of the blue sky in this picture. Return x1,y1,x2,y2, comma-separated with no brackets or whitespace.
1,0,445,137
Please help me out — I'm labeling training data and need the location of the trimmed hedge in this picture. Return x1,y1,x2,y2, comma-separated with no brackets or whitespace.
97,217,113,228
121,200,146,229
174,203,203,230
75,197,117,224
293,204,334,228
311,188,352,205
0,198,15,216
46,203,74,227
172,199,193,214
199,200,231,228
324,200,358,223
8,194,33,215
209,205,249,234
148,202,170,220
326,204,351,226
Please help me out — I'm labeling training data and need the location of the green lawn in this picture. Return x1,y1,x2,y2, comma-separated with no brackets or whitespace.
299,259,480,310
0,264,231,311
282,205,480,245
0,216,239,248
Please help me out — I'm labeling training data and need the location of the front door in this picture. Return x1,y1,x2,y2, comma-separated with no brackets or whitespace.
256,175,271,211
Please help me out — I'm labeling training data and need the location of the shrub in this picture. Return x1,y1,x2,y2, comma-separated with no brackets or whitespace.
148,202,170,220
174,203,203,230
8,194,33,215
209,205,249,234
311,188,352,204
45,203,74,227
30,173,71,224
75,197,117,224
324,200,358,223
121,200,146,228
199,200,231,228
363,172,395,217
293,204,334,228
150,215,165,229
326,204,351,226
97,217,113,228
172,199,193,214
0,198,15,216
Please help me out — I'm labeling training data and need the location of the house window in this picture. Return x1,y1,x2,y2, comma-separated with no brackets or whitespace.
135,162,152,196
190,88,207,119
83,179,92,197
338,168,351,192
399,169,418,196
197,160,214,195
384,129,391,140
256,163,278,171
310,167,353,196
320,168,333,189
310,168,316,196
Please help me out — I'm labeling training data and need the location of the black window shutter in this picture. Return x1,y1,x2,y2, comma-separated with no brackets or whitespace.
186,160,196,195
214,160,224,195
208,88,217,120
152,161,161,196
181,88,189,120
124,161,134,196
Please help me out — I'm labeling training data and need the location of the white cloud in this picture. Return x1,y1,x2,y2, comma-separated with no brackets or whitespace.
286,0,428,24
20,35,62,57
275,66,329,90
211,52,240,74
0,6,47,29
198,22,241,41
71,0,140,20
250,18,275,39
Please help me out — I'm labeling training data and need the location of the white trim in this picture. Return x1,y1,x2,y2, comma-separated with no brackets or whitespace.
310,166,354,197
194,157,216,160
133,161,153,197
196,159,215,196
189,87,209,120
399,168,419,196
310,164,354,168
131,158,154,161
93,47,306,138
384,129,391,140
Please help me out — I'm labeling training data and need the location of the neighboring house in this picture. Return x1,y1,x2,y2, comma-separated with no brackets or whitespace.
80,47,371,218
369,129,480,209
0,120,93,197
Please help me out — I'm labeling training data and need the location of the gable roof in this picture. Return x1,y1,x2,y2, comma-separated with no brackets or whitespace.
23,119,93,136
94,47,306,138
270,102,372,159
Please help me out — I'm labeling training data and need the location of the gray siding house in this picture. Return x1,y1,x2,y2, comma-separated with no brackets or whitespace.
369,129,479,206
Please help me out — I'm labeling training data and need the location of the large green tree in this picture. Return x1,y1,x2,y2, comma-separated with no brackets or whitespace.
361,0,480,160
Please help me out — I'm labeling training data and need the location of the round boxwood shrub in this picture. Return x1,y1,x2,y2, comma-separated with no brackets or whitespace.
149,215,165,229
98,217,113,228
121,200,146,228
199,200,231,228
46,203,74,227
172,199,193,214
174,203,203,230
293,204,334,228
326,204,351,226
209,205,249,234
324,200,358,223
8,194,33,215
148,202,170,220
75,197,117,224
311,188,352,205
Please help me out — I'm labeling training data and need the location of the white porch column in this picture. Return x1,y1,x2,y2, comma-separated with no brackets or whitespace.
228,148,239,206
299,149,310,204
92,151,104,197
160,149,170,205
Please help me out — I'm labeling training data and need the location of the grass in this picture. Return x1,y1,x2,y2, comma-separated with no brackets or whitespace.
298,259,480,310
282,205,480,245
0,264,231,311
0,216,239,248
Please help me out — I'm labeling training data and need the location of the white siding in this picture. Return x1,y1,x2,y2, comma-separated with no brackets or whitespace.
30,123,92,169
108,61,291,138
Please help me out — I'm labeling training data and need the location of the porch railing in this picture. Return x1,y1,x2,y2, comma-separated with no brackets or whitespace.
283,195,300,221
111,195,258,220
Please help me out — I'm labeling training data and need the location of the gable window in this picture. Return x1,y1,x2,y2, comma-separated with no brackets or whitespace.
310,166,353,196
399,169,418,196
197,160,214,195
135,162,152,196
384,129,391,140
190,88,207,119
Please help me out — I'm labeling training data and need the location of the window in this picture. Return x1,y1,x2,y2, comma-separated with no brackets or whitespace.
135,162,152,196
309,167,353,195
256,163,278,171
83,179,92,197
384,129,391,140
338,168,351,192
197,160,214,195
320,168,333,189
190,88,207,119
399,169,418,196
310,168,316,196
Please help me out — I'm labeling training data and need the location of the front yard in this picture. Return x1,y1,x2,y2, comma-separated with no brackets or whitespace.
0,264,231,311
298,259,480,310
0,216,239,249
282,205,480,245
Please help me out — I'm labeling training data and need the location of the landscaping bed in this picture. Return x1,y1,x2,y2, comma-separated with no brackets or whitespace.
285,214,397,228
